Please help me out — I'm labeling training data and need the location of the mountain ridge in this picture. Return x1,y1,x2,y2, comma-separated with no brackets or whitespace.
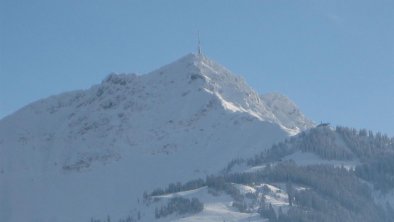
142,125,394,222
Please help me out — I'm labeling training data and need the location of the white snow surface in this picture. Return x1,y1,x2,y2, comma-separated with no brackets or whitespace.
149,183,290,222
151,187,262,222
0,53,313,222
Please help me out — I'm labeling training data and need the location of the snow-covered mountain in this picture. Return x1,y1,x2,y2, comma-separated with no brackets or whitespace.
0,53,313,222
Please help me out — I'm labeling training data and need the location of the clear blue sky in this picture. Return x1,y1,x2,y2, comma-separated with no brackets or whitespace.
1,0,393,135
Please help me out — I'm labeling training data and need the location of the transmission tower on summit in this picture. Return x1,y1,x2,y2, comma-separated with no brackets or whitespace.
197,32,202,55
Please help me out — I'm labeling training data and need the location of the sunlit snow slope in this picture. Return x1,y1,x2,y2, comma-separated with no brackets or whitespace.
0,53,313,222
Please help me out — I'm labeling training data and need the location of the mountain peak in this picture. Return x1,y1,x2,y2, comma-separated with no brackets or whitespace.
0,52,315,222
146,53,314,133
148,52,228,79
172,52,211,64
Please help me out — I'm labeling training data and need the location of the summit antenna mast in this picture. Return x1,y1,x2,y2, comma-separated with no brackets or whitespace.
197,32,202,55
